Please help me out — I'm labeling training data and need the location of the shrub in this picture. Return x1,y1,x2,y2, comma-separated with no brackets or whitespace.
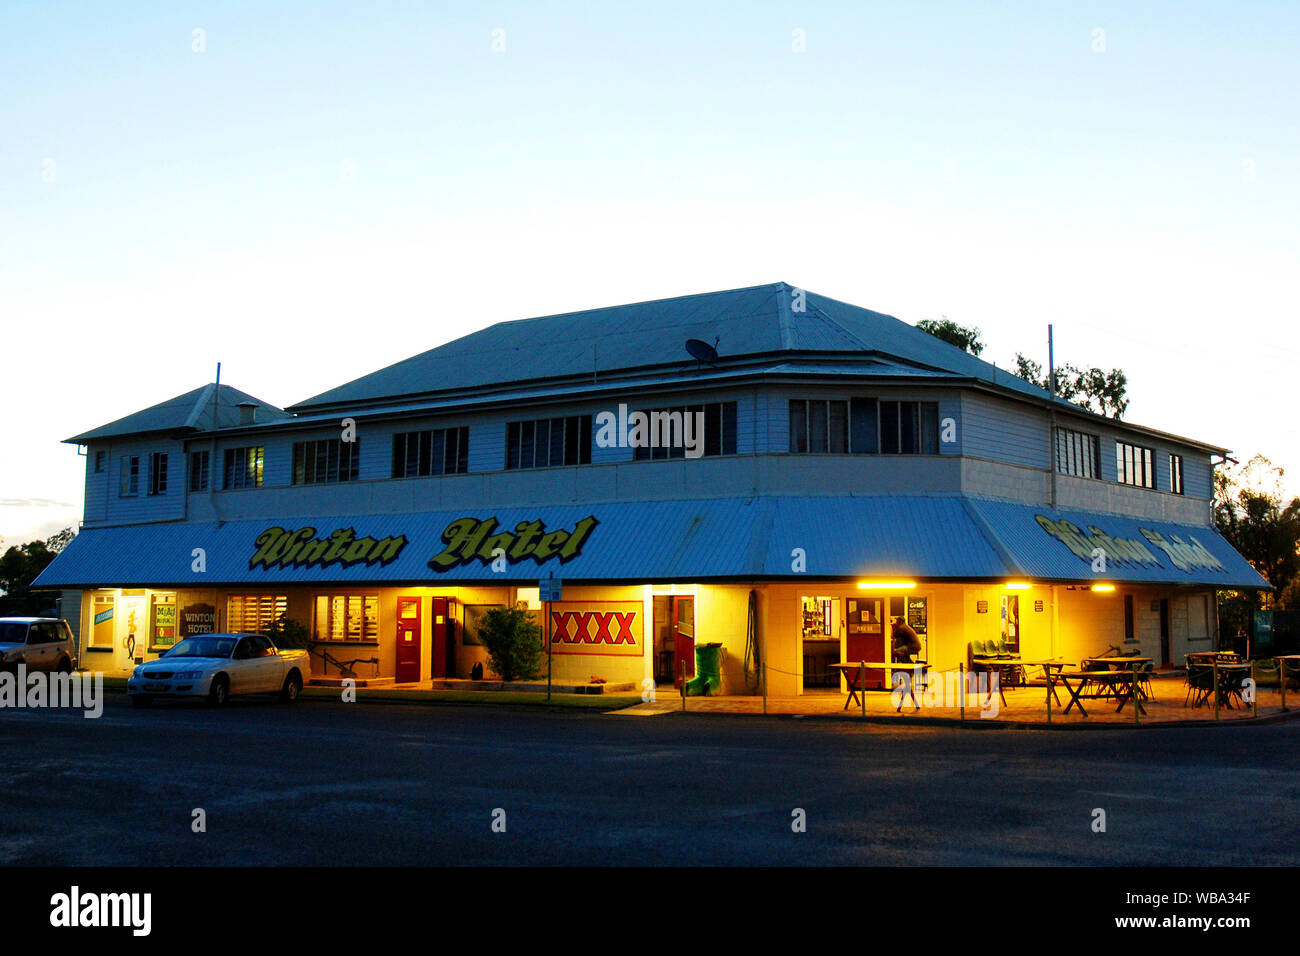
479,606,543,681
266,615,311,650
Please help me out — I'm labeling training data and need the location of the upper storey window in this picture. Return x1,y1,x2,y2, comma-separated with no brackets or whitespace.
789,399,938,454
1055,427,1100,479
632,402,738,460
392,427,469,477
1116,440,1155,489
506,415,592,469
1169,454,1184,495
293,438,360,485
224,446,265,489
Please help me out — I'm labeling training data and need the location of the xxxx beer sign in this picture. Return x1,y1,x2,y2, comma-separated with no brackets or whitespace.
549,601,641,657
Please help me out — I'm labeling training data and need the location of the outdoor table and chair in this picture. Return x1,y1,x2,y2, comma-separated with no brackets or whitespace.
1018,659,1067,704
1049,666,1146,717
832,660,930,712
1080,655,1155,701
1184,653,1249,709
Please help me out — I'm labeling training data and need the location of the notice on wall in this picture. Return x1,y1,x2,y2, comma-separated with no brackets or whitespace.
976,600,988,614
1034,600,1044,613
549,601,642,657
152,602,177,647
180,603,216,639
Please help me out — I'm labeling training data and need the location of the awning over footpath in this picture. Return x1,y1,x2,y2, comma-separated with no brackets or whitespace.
33,496,1269,590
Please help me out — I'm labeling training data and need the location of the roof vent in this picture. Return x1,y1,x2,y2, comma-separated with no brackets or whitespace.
236,401,257,426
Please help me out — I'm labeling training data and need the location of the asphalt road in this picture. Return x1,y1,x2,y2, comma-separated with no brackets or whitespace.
2,694,1297,866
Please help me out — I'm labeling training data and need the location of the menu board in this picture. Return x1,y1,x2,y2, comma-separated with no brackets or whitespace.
907,597,928,635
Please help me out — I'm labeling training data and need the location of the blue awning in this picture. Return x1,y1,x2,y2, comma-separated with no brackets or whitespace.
966,498,1269,589
32,495,1266,589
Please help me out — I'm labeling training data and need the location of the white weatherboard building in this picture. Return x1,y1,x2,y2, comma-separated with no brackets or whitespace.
37,283,1268,696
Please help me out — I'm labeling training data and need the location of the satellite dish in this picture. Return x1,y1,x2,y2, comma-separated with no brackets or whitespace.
685,337,720,364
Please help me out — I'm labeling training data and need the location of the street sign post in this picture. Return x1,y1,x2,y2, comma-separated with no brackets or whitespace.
542,576,561,700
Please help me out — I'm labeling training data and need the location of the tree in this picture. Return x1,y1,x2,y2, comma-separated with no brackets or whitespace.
1214,454,1300,606
478,605,543,681
45,527,76,554
1012,353,1130,419
917,317,984,356
0,539,58,615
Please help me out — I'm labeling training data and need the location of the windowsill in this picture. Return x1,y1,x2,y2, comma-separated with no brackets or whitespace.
84,646,114,653
310,640,380,646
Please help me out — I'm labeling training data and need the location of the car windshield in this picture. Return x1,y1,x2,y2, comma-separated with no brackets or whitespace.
0,623,28,644
163,636,237,659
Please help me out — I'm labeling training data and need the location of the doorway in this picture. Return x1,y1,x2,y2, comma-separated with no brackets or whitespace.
431,597,454,679
653,595,694,687
395,596,421,683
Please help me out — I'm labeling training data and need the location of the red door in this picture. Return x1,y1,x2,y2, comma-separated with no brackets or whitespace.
672,596,695,688
846,597,887,690
432,597,454,679
395,597,421,683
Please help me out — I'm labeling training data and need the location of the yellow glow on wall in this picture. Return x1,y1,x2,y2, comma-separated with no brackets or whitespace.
857,581,916,590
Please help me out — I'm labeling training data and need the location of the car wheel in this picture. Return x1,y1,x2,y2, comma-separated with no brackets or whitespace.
56,657,73,674
208,675,229,707
280,672,303,702
131,695,153,708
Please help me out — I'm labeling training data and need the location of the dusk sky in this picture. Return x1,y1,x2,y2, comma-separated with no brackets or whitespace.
3,1,1297,547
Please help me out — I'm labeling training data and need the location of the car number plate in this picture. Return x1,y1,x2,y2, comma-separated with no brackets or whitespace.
144,682,168,692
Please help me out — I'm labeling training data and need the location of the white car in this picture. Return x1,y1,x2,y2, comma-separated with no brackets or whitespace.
0,617,78,673
127,633,309,707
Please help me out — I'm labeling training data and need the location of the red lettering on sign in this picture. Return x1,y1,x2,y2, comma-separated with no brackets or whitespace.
614,612,636,644
592,612,614,643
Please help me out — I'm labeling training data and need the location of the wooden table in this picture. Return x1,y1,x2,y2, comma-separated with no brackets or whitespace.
969,658,1024,706
1019,659,1067,704
1050,669,1146,717
831,661,930,712
1209,662,1252,709
1082,656,1152,669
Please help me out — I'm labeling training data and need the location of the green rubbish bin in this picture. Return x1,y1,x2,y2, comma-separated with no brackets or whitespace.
684,642,724,696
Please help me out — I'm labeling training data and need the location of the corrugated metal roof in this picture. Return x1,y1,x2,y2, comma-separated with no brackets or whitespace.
291,282,1054,411
67,384,291,444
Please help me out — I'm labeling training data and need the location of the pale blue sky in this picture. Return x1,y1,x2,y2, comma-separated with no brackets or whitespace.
2,1,1298,544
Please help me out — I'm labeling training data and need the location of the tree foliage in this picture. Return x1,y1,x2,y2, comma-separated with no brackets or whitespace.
1214,455,1300,606
1012,353,1130,419
917,317,984,356
478,605,543,681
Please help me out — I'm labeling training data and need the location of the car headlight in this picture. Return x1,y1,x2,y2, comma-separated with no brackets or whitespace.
131,665,143,678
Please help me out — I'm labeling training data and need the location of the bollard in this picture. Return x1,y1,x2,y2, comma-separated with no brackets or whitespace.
1282,659,1289,713
1132,661,1140,726
860,660,866,718
680,661,686,712
1046,665,1052,725
1251,661,1258,719
959,663,966,722
1213,658,1220,722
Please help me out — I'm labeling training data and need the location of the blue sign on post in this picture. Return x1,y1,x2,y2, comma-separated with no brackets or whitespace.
539,577,562,603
